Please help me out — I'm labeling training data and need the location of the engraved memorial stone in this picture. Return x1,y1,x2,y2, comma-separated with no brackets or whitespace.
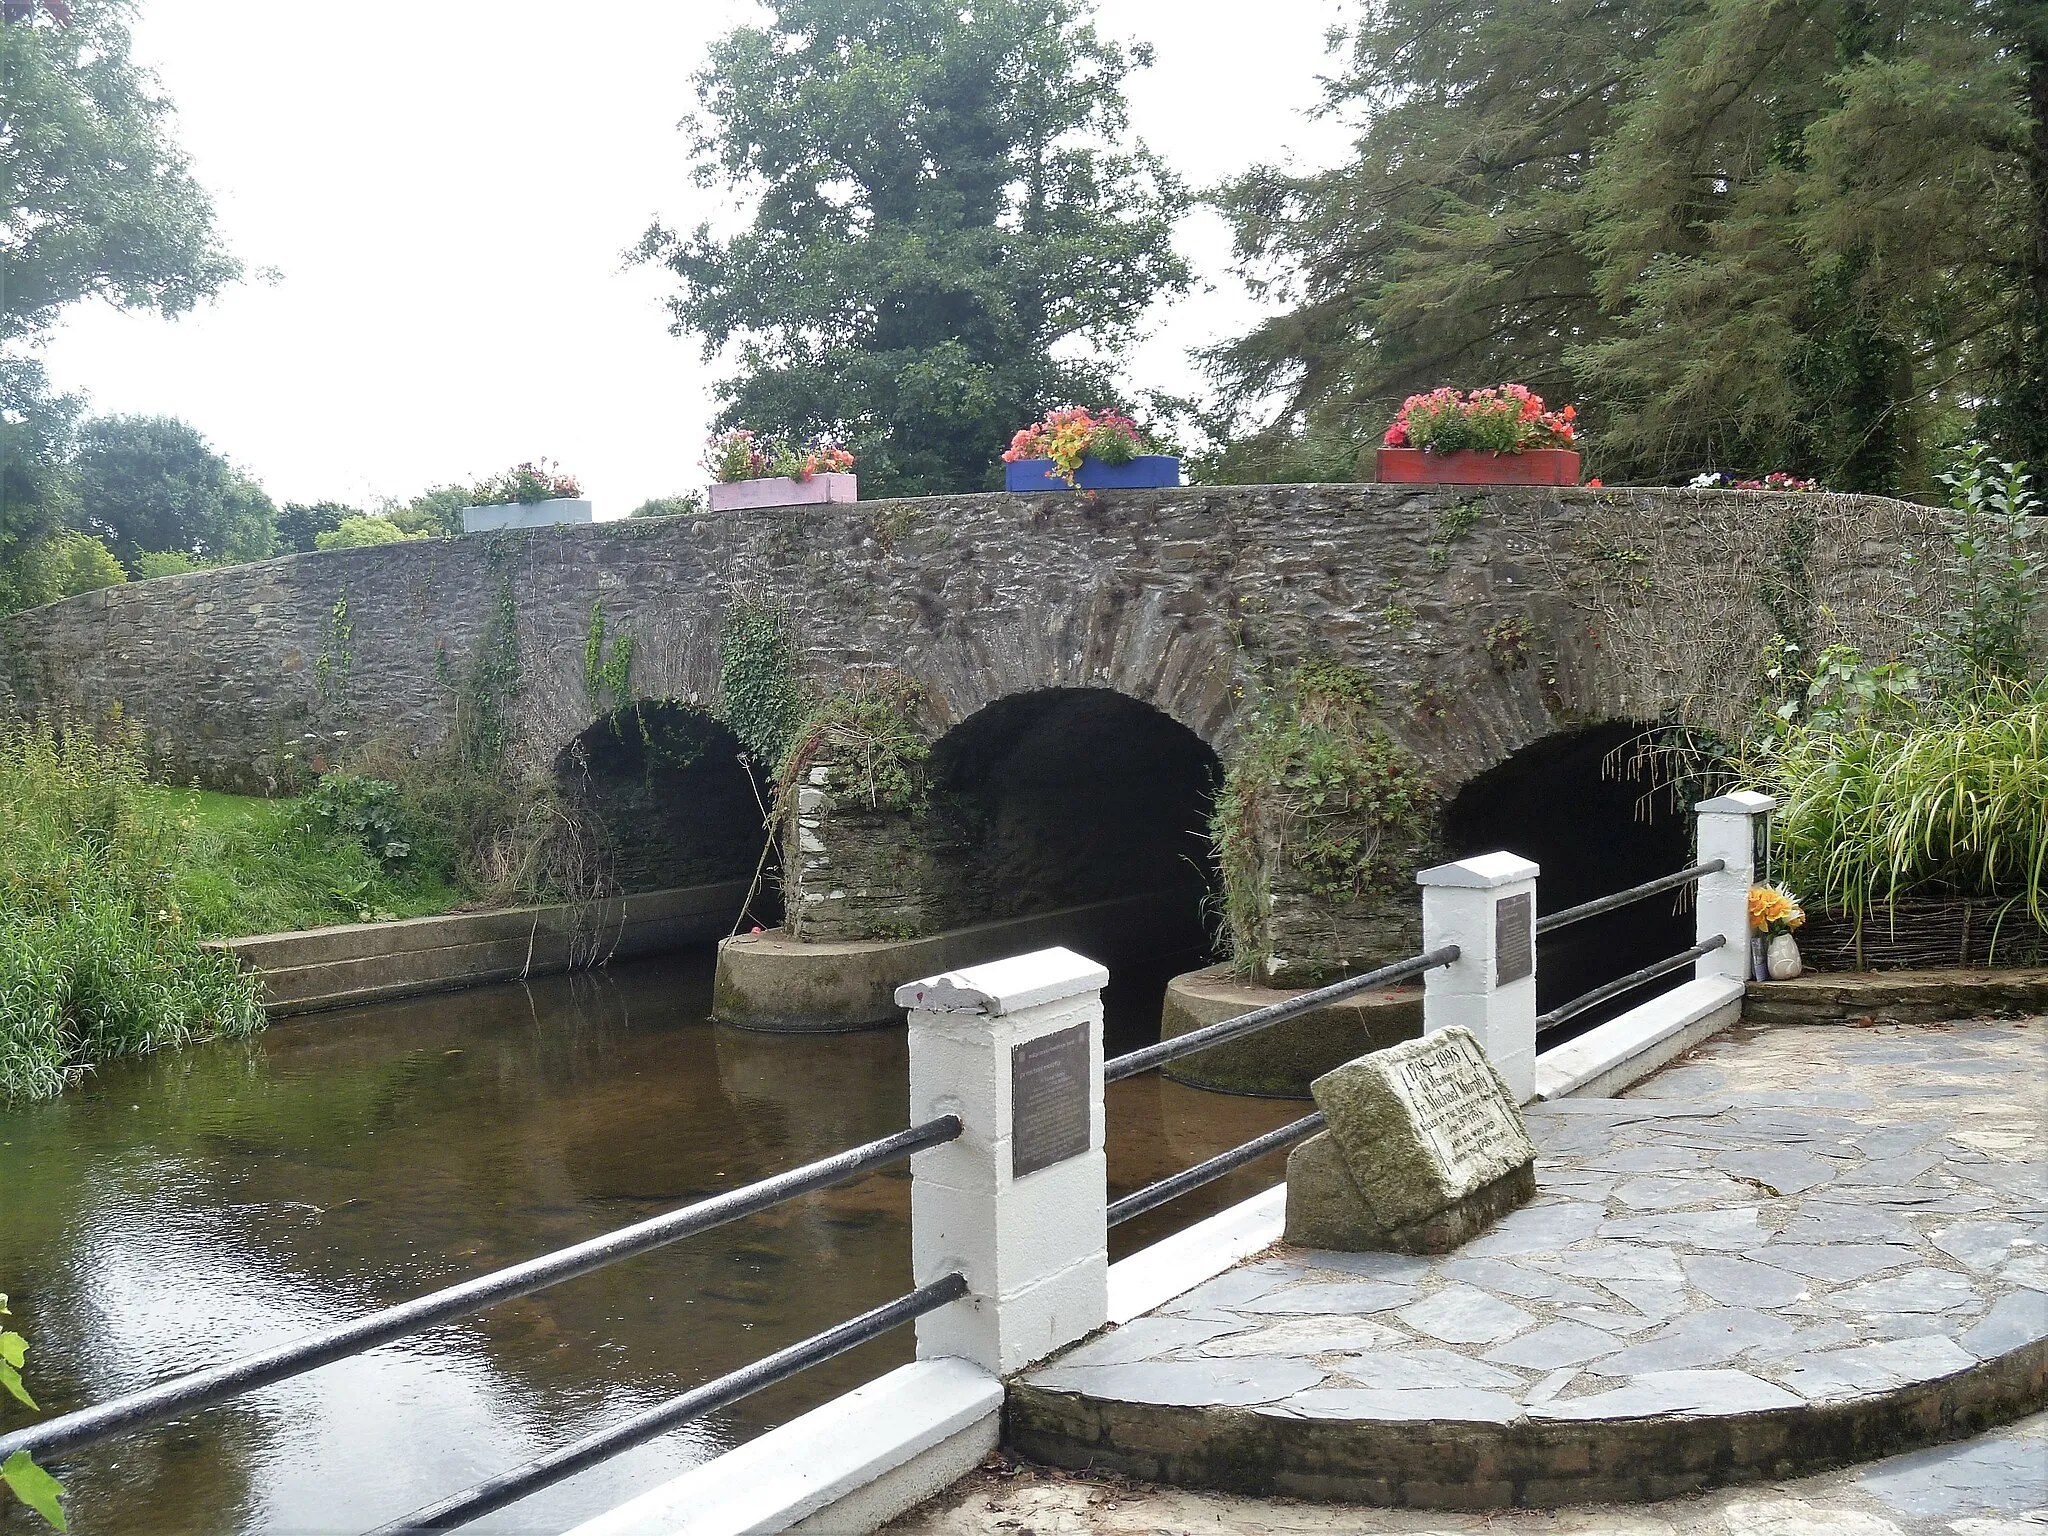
1285,1026,1537,1253
1495,892,1533,986
1011,1023,1090,1177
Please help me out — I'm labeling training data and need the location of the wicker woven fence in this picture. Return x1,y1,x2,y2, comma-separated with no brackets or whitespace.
1800,897,2048,971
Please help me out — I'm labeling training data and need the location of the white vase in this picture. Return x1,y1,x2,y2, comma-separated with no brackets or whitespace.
1766,933,1803,980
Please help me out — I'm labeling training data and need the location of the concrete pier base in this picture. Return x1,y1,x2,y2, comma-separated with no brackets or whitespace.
713,894,1194,1032
1158,965,1422,1098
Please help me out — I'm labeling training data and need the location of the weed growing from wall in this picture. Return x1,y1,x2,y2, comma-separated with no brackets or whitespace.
718,593,812,772
778,676,932,817
1211,659,1438,978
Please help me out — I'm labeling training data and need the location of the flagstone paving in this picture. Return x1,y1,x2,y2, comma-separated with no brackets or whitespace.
1024,1020,2045,1426
1007,1018,2047,1506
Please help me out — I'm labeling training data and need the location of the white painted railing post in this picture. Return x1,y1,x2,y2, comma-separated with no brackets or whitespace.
1417,852,1541,1104
898,947,1109,1376
1696,791,1776,982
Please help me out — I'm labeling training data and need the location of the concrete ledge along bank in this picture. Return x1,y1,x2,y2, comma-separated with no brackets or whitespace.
211,881,750,1016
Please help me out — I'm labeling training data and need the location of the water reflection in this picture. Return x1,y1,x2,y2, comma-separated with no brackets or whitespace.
0,947,1296,1534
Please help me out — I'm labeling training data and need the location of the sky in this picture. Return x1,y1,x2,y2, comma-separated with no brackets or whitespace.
36,1,1356,517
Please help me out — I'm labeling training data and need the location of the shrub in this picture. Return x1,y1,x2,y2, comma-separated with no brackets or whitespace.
315,516,422,551
34,532,126,599
629,493,706,518
468,460,581,506
127,549,202,579
0,720,264,1103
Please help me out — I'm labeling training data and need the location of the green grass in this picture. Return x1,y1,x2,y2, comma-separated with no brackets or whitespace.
138,786,466,939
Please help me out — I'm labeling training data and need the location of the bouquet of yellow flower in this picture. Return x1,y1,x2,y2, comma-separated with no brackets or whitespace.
1748,884,1805,937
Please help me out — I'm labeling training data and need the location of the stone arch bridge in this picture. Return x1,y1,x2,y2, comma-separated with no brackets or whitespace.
0,484,1941,1029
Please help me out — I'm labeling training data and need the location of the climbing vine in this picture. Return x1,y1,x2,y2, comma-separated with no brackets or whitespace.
455,575,522,771
717,593,812,771
583,600,636,715
315,588,353,705
1211,658,1439,976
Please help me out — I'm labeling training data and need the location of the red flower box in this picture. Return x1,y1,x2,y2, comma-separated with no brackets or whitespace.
1376,448,1582,486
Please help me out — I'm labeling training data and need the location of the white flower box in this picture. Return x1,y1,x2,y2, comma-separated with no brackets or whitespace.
707,474,858,512
460,498,594,533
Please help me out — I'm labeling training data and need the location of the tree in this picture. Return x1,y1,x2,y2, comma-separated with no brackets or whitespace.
641,0,1190,497
314,515,421,550
31,530,125,598
71,415,275,568
383,484,469,537
0,0,238,349
0,0,237,612
1208,0,2036,493
276,501,357,554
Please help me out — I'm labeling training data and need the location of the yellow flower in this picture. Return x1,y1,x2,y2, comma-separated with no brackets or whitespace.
1749,884,1805,935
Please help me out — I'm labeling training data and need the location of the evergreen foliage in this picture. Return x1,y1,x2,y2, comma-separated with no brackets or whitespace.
1209,0,2042,492
642,0,1190,497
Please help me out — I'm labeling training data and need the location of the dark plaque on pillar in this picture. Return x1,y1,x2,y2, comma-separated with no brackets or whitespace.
1495,892,1533,985
1012,1023,1091,1177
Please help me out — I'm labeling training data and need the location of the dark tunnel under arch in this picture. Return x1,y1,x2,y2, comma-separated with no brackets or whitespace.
556,702,772,905
1441,721,1696,1037
923,688,1224,1043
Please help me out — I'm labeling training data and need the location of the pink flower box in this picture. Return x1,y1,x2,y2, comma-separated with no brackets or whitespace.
1375,448,1581,486
707,473,859,511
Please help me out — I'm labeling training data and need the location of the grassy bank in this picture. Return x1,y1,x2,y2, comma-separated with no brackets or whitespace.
0,724,470,1102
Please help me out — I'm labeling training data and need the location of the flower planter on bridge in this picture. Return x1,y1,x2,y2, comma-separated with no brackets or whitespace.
1375,448,1581,486
1004,455,1182,492
707,473,859,512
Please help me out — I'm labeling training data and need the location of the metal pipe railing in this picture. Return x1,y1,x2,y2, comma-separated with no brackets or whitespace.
1103,945,1460,1085
0,1115,964,1466
364,1272,970,1535
1108,1112,1326,1228
1536,935,1727,1033
1535,860,1724,937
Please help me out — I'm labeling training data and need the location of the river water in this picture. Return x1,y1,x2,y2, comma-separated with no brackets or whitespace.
0,947,1298,1535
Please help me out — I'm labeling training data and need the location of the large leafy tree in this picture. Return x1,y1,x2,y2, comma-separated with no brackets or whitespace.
642,0,1190,497
1209,0,2038,493
72,415,274,568
0,0,238,609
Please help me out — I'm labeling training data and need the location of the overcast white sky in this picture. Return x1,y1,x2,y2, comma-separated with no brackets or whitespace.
36,1,1354,516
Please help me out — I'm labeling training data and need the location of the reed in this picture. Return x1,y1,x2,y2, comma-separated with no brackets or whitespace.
0,720,264,1102
1763,678,2047,938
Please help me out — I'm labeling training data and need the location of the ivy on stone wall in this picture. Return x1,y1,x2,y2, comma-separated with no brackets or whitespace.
583,600,636,715
718,593,812,772
1211,658,1439,977
455,575,521,771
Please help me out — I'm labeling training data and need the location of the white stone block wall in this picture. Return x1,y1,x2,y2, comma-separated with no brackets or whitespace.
900,947,1110,1377
1417,851,1540,1104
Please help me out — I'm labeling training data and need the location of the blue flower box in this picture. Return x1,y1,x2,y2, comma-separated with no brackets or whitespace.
1003,454,1182,492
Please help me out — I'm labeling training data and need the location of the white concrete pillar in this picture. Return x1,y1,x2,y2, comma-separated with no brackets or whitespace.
898,947,1109,1377
1417,852,1540,1104
1696,791,1777,982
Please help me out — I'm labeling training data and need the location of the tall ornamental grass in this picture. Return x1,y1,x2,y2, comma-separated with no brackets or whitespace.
1765,679,2047,934
0,721,263,1102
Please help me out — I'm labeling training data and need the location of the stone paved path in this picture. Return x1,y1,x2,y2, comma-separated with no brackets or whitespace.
888,1410,2046,1534
1023,1020,2047,1427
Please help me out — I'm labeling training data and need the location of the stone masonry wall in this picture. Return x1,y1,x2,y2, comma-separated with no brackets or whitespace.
0,485,1950,803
